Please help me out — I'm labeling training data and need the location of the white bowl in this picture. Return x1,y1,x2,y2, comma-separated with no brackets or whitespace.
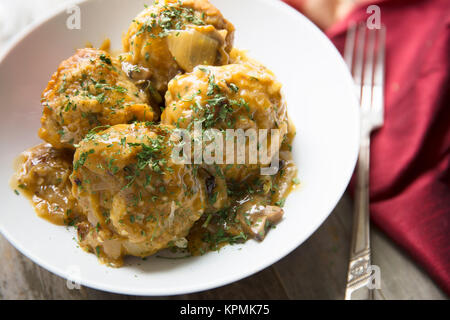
0,0,359,296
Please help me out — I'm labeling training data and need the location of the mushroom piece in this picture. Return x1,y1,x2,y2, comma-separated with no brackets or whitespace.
264,205,285,223
122,62,152,81
77,221,90,241
238,204,284,241
205,174,216,195
199,168,229,211
122,62,163,107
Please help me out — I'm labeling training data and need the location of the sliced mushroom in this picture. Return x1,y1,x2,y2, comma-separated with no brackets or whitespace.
205,174,216,195
199,168,229,210
272,158,297,203
122,62,152,81
264,205,284,224
77,221,90,241
238,204,284,241
141,80,163,106
173,237,188,249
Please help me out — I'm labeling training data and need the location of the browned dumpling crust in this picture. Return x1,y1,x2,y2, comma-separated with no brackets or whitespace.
122,0,235,93
70,123,207,265
162,62,289,182
39,48,155,150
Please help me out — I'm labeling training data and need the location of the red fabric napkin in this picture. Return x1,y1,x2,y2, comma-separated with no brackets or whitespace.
283,0,450,295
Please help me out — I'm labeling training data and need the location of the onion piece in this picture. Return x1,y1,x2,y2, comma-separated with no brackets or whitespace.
167,29,220,72
103,239,122,260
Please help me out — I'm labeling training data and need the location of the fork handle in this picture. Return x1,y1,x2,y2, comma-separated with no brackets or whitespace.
345,130,373,299
352,132,371,255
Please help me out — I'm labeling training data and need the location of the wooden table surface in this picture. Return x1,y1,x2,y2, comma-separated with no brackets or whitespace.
0,194,446,300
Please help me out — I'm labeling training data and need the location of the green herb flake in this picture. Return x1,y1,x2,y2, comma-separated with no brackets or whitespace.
99,54,112,65
74,149,95,170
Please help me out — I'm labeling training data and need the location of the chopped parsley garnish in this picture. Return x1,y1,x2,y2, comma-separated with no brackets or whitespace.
99,54,112,65
275,198,286,207
135,2,205,39
95,246,101,257
74,149,95,170
123,133,167,189
228,83,239,93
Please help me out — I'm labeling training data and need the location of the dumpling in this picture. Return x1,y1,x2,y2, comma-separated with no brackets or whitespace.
39,48,155,150
122,0,235,93
70,123,207,265
162,61,289,182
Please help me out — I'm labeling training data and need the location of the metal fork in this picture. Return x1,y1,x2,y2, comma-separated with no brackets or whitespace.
343,23,386,300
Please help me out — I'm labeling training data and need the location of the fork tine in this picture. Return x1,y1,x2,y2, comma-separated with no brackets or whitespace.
353,23,366,102
361,28,376,112
344,22,357,70
372,26,386,124
373,26,386,87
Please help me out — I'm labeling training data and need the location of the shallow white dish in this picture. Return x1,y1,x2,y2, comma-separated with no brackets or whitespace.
0,0,359,296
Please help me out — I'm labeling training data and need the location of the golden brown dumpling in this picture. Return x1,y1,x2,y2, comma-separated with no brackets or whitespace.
122,0,235,93
39,48,155,150
70,123,207,265
162,62,289,182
